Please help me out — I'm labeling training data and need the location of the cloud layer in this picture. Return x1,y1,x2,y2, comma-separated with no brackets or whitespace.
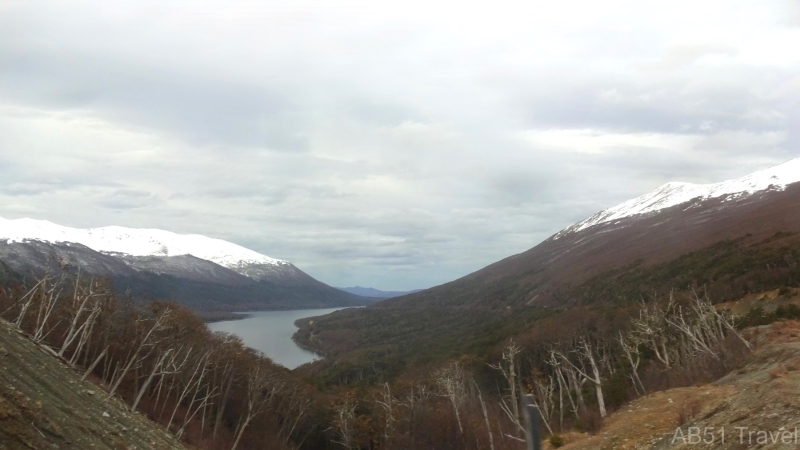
1,0,798,289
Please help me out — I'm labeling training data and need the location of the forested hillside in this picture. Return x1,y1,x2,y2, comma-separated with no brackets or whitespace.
294,182,800,386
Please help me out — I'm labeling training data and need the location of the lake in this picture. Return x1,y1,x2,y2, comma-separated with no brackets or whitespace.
206,307,348,369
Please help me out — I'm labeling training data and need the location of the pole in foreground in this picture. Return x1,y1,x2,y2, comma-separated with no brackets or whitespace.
523,394,542,450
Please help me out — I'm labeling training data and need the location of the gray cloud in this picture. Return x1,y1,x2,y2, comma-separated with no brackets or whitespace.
0,0,798,290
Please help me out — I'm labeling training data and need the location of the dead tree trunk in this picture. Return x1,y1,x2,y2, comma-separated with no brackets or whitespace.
108,308,171,397
489,340,524,436
618,332,646,395
230,366,277,450
472,379,495,450
435,362,466,435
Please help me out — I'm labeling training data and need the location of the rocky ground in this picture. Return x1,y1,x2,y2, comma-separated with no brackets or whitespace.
0,317,187,450
550,319,800,450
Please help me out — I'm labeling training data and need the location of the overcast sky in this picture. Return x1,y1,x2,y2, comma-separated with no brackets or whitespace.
1,0,798,290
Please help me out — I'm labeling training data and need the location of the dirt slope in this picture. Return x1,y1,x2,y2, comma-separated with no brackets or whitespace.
0,317,187,450
553,320,800,450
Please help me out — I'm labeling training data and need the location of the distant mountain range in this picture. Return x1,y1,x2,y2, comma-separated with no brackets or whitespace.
295,157,800,377
0,218,374,311
337,286,422,298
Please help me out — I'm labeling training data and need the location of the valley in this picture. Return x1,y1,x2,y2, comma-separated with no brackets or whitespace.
5,1,799,448
1,158,800,450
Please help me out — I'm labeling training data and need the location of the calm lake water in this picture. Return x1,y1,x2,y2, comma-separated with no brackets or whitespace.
206,307,348,369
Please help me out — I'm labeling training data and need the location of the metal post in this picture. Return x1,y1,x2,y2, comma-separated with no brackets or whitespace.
523,395,542,450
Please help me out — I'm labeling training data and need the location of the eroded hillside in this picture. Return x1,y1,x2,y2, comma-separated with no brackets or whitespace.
0,317,186,450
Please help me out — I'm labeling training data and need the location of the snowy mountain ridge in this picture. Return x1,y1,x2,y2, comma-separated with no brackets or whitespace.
556,157,800,239
0,216,287,270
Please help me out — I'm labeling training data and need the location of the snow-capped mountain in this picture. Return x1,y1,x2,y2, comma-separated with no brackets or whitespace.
0,219,373,311
557,157,800,238
0,217,287,274
359,156,800,311
300,158,800,365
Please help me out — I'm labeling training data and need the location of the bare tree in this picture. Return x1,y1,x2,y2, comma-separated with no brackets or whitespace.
665,304,721,360
331,401,357,450
548,350,576,428
13,277,48,327
167,351,211,431
489,340,524,437
529,376,556,435
472,379,495,450
434,362,467,435
32,277,63,343
689,291,752,351
132,347,177,411
108,307,171,397
82,345,109,381
399,383,430,449
59,276,106,358
375,383,395,442
579,338,607,418
177,380,217,439
68,303,101,366
631,296,677,369
213,362,237,441
618,332,646,395
554,338,607,418
276,386,312,445
230,365,279,450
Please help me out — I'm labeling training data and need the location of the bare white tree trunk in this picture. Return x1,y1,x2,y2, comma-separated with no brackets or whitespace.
554,338,607,418
330,401,357,450
167,351,210,430
618,332,646,395
108,307,171,397
582,340,607,418
549,351,572,427
489,340,524,436
375,383,395,442
277,386,311,444
230,366,278,450
32,280,62,343
60,277,107,358
435,362,467,434
14,277,48,327
530,377,555,435
631,296,677,369
82,345,108,381
132,348,173,411
472,379,495,450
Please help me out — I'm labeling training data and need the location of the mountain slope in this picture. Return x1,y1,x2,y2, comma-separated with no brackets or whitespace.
294,157,800,380
0,317,185,450
381,157,800,308
0,219,373,311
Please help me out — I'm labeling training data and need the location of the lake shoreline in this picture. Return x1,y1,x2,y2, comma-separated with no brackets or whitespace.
197,311,250,323
205,307,351,369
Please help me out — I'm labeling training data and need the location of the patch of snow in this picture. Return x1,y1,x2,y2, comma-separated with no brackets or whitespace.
556,157,800,238
0,218,287,269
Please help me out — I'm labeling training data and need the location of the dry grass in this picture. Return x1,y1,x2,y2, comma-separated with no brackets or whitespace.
554,320,800,450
